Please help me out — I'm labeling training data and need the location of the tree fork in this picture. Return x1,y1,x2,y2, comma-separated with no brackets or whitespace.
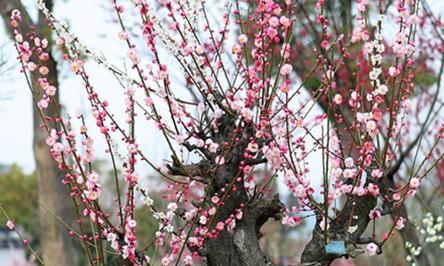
169,114,284,266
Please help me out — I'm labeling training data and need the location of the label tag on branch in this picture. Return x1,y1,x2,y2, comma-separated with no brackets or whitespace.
325,240,345,255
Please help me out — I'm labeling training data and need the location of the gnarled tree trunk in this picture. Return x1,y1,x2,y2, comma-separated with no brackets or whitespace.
169,114,283,266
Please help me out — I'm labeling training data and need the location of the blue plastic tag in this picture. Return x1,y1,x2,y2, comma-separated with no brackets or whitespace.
325,240,346,255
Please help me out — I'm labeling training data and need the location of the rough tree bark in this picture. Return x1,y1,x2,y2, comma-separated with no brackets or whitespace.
0,1,75,265
169,114,284,266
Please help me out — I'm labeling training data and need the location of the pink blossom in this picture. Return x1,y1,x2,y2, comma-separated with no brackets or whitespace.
392,193,401,201
279,16,291,27
344,157,354,168
6,220,15,230
27,62,37,71
39,66,49,75
127,219,137,228
161,256,170,266
333,94,343,105
321,40,329,49
409,177,420,188
46,85,57,96
366,243,378,256
367,183,380,197
369,209,381,220
232,44,241,54
55,37,64,47
199,215,207,225
37,99,48,110
216,222,225,231
343,169,357,179
238,34,248,44
395,217,406,230
215,155,225,165
366,120,378,136
282,215,300,227
319,217,329,231
118,31,128,40
52,142,64,153
388,66,399,77
280,64,293,76
211,196,220,204
127,48,141,65
247,142,259,153
14,33,23,43
70,60,83,73
371,169,383,179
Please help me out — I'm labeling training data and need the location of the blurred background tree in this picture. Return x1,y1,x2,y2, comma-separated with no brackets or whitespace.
0,164,38,238
0,1,76,264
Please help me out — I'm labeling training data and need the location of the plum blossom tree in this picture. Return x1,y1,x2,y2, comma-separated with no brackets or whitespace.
4,0,444,265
